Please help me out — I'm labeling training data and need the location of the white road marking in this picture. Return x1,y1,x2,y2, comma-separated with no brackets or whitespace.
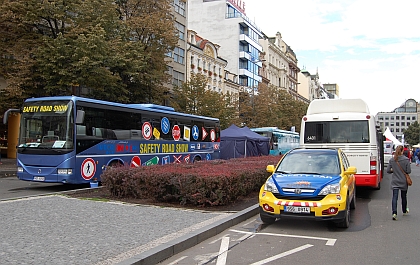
216,236,230,265
230,229,337,246
167,256,187,265
236,233,255,242
210,233,230,244
249,244,313,265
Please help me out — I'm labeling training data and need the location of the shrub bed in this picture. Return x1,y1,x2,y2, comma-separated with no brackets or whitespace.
101,156,280,207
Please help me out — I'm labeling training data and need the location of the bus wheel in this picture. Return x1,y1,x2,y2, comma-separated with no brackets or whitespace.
373,181,381,190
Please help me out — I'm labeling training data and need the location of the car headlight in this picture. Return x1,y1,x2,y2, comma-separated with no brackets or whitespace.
264,177,279,193
319,183,341,195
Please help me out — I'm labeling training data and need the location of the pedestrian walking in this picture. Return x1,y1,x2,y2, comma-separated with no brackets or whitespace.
414,147,420,167
387,145,411,220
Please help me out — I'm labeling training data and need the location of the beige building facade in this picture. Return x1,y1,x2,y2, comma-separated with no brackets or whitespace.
259,32,308,103
323,83,340,98
186,30,230,95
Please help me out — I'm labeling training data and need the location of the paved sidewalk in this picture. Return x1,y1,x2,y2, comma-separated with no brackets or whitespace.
0,157,17,178
0,157,260,265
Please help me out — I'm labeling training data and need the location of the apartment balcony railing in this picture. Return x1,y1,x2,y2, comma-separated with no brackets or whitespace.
225,12,260,32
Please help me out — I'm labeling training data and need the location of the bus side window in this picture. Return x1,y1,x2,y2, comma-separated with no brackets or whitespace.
77,125,86,136
130,130,142,139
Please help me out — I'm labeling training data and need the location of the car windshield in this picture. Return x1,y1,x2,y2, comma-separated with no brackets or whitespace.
276,151,341,175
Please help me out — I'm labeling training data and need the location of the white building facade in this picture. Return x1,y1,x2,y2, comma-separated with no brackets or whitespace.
375,99,419,138
188,0,264,92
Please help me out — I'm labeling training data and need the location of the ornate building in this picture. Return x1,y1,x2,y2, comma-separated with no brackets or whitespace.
259,32,307,103
187,30,231,95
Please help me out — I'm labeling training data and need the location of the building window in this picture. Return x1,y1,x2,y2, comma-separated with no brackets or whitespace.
173,0,185,16
391,116,394,120
173,47,185,64
385,122,389,126
175,22,185,40
396,122,399,126
407,122,410,126
413,116,417,120
172,70,184,87
407,116,411,120
401,122,405,126
378,116,384,120
396,128,400,132
396,116,400,120
385,117,389,120
401,116,405,120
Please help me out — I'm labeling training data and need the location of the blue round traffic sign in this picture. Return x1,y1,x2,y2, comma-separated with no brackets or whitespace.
161,117,170,134
192,125,199,140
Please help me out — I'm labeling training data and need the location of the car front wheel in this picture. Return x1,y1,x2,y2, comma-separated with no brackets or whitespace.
335,201,350,228
259,209,276,224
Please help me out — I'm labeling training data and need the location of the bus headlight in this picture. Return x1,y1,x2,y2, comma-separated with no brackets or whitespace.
58,168,73,175
17,167,23,173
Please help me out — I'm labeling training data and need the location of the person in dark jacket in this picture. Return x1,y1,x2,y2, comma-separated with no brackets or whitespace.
387,145,411,220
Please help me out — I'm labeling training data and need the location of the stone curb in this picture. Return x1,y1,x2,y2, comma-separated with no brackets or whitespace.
116,204,260,265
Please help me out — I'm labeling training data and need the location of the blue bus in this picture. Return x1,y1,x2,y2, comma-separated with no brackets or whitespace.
16,96,220,184
250,127,299,155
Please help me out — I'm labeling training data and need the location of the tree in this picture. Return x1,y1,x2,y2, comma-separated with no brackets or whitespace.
250,84,308,132
172,73,208,114
403,121,420,146
171,73,238,129
115,0,178,104
0,0,177,105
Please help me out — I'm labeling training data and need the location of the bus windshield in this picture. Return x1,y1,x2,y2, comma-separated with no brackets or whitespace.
18,100,74,153
304,121,369,144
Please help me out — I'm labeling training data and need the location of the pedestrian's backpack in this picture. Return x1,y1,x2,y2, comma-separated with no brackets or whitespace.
417,152,420,159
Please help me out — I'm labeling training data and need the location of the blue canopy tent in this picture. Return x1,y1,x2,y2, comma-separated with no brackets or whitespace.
220,124,270,159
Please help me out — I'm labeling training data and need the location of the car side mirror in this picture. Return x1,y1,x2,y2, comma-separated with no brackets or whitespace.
266,165,275,173
345,166,357,175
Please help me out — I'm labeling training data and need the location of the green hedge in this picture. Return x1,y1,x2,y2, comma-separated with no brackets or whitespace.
100,156,280,207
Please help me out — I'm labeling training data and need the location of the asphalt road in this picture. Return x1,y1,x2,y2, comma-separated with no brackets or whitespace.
160,164,420,265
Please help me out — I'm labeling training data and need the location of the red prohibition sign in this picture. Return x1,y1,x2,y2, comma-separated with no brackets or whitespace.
172,125,181,141
130,156,141,168
81,158,96,180
142,122,152,140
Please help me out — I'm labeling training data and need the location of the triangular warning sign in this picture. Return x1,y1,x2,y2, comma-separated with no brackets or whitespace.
202,127,208,140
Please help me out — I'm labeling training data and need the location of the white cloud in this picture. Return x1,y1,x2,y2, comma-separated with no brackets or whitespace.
244,0,419,114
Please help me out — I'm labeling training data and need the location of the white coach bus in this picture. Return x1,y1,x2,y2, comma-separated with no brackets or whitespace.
300,98,384,189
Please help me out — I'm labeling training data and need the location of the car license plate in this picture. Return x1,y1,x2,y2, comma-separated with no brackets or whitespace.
284,206,310,213
33,176,45,181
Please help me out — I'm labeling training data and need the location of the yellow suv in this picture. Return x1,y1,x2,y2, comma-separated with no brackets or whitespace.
259,148,357,228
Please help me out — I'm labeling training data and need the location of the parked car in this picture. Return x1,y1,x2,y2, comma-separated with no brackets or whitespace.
259,148,357,228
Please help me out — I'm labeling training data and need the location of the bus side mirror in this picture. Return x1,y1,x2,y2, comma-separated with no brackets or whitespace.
76,110,85,124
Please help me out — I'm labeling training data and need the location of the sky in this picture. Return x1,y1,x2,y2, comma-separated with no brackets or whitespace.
244,0,420,115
